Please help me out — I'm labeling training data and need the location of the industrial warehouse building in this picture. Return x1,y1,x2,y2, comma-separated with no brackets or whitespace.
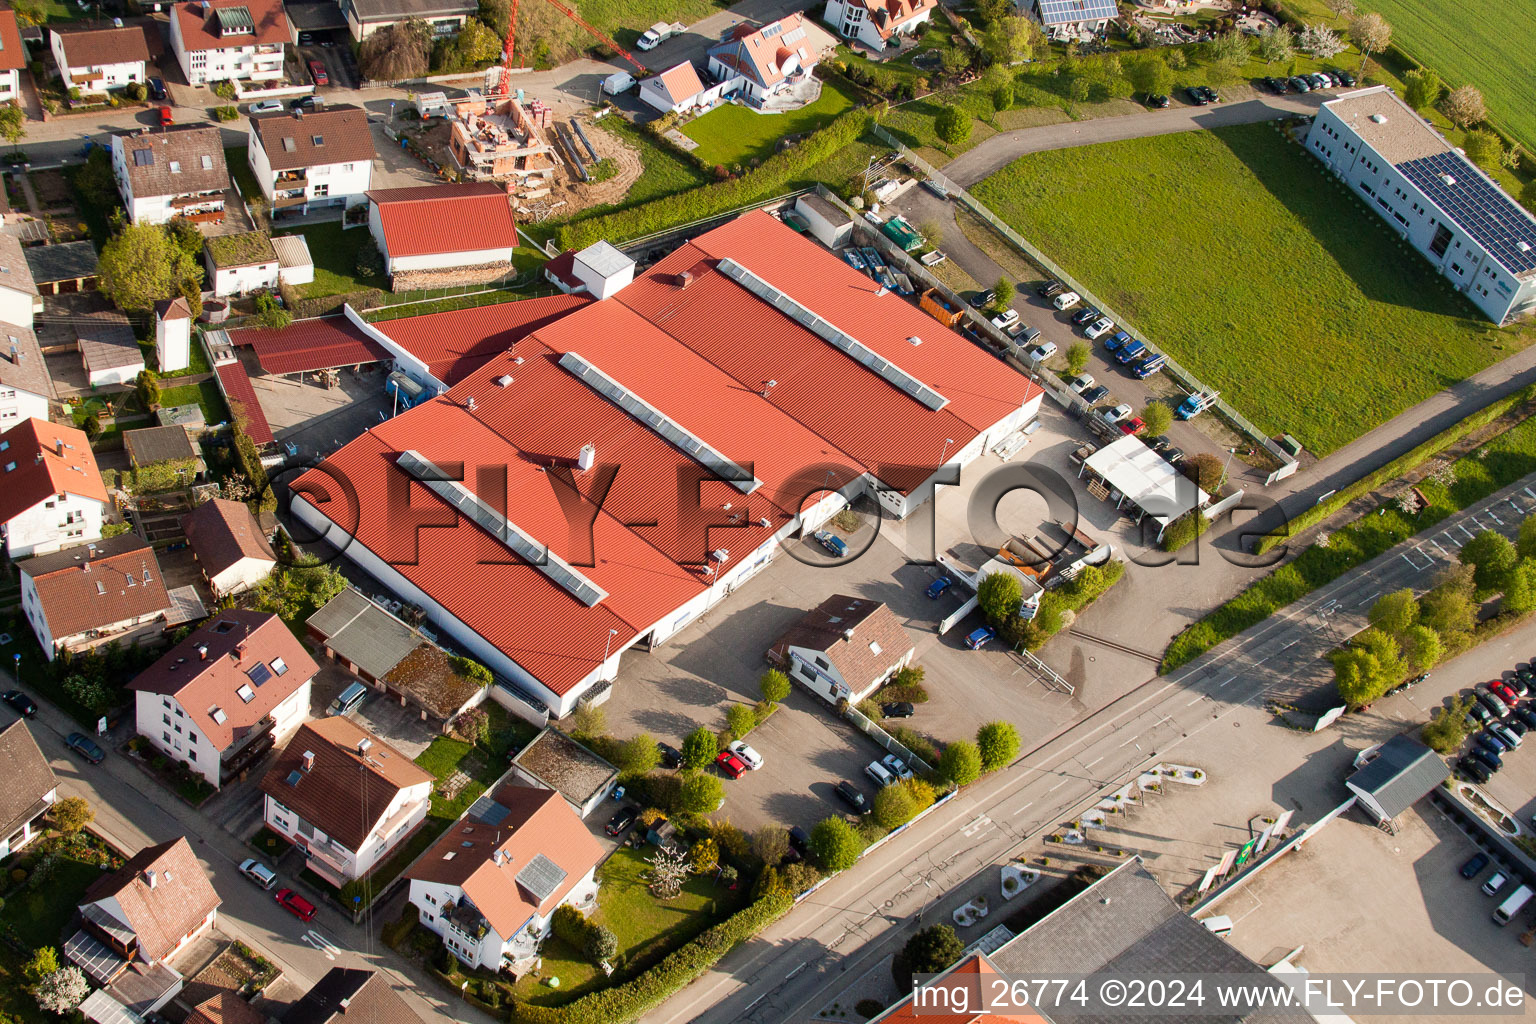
1307,86,1536,324
290,211,1042,716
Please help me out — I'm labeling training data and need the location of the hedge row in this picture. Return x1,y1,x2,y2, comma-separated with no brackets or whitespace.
553,109,873,252
512,891,794,1024
1255,383,1536,555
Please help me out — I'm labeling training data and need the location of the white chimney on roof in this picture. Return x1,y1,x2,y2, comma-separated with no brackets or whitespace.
301,750,315,772
357,738,372,755
144,869,157,889
197,644,208,660
577,444,595,472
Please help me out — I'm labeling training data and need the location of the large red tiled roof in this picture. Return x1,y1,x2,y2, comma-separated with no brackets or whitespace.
0,418,107,524
294,211,1039,696
172,0,290,52
366,183,518,259
84,838,220,964
228,316,389,376
20,534,171,641
180,498,277,579
0,12,25,73
369,294,589,386
215,362,274,445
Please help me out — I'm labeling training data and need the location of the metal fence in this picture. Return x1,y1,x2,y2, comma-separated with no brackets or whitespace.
842,704,935,775
871,126,1299,477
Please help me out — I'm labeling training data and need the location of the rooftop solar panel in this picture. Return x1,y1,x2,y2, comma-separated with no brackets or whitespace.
515,853,568,903
468,796,512,826
246,662,272,688
1036,0,1118,24
1397,152,1536,277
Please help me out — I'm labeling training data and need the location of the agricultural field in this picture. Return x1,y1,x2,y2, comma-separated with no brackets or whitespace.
683,79,858,169
971,123,1532,456
579,0,722,45
1284,0,1536,150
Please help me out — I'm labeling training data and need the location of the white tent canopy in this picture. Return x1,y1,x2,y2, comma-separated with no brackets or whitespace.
1081,435,1208,529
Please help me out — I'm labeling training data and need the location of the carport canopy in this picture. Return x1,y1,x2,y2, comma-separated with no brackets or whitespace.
227,315,389,376
1081,435,1208,527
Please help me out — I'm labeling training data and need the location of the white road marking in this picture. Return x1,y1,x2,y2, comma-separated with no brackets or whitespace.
1082,757,1102,769
1047,779,1068,792
1187,695,1206,706
1356,589,1380,606
1487,508,1504,525
1218,676,1235,688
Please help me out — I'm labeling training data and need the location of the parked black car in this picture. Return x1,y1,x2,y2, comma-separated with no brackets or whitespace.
1080,385,1111,404
1036,281,1064,299
1147,94,1170,108
1,689,36,717
605,806,638,836
881,701,916,719
1288,76,1312,93
1459,757,1491,784
969,289,994,309
1198,86,1219,104
65,732,104,764
656,741,682,769
1071,306,1101,326
1461,852,1491,877
834,780,868,812
1333,69,1357,86
147,77,166,100
1185,86,1209,106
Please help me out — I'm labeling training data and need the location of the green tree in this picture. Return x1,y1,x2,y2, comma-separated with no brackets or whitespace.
678,771,724,813
1459,529,1518,595
254,292,292,330
752,825,790,866
1518,515,1536,561
1256,24,1294,65
82,416,101,442
1520,180,1536,215
977,571,1022,625
1067,76,1091,104
49,797,93,835
1182,452,1226,493
1401,624,1443,673
1368,588,1420,636
1403,67,1441,111
1140,402,1172,438
358,18,432,80
615,733,661,777
725,703,757,740
1332,628,1406,708
892,925,964,993
934,105,970,146
100,223,203,313
759,669,790,704
681,726,718,770
452,18,501,65
992,82,1014,114
1128,54,1172,98
1502,557,1536,615
0,105,24,154
808,817,864,872
583,924,617,965
981,16,1032,65
22,947,58,985
571,702,606,740
690,837,719,874
975,721,1020,772
939,739,982,786
10,0,44,28
872,780,920,830
477,0,510,37
1421,695,1473,754
991,277,1013,314
1441,84,1487,129
1207,29,1252,65
1348,12,1391,72
1065,342,1090,377
165,217,204,262
1463,130,1504,171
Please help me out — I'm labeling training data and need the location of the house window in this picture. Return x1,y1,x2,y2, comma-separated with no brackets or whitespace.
174,724,182,734
1451,262,1465,275
272,657,288,675
162,714,170,726
163,732,171,744
175,707,183,717
188,750,196,762
237,684,255,703
814,656,829,669
312,184,329,197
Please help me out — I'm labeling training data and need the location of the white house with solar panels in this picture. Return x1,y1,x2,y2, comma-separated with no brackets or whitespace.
1024,0,1116,40
1307,86,1536,325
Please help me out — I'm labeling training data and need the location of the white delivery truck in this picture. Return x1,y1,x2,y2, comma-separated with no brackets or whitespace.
637,21,686,49
1494,884,1532,926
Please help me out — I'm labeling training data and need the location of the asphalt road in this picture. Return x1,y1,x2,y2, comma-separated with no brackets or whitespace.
642,468,1536,1024
6,686,492,1024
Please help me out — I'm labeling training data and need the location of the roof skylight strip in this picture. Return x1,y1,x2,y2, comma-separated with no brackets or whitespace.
396,450,609,607
556,352,762,495
715,258,950,412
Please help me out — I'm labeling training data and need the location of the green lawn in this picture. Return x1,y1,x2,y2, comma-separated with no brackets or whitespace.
1282,0,1536,150
683,79,858,169
971,123,1533,456
590,117,709,211
513,845,744,1007
579,0,724,47
141,336,212,379
274,221,379,298
158,381,231,426
224,147,265,206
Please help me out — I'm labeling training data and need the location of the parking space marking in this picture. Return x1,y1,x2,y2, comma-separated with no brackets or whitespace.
1047,779,1069,792
1355,589,1380,607
1082,756,1102,769
1525,486,1536,502
1186,694,1206,706
1486,508,1504,525
1218,676,1235,688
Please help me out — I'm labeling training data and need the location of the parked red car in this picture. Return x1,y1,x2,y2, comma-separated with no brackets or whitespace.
308,60,328,86
275,887,318,922
1118,416,1147,436
715,750,747,780
1490,680,1520,706
158,106,173,126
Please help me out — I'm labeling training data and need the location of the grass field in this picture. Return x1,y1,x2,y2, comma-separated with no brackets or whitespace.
159,380,231,425
971,123,1532,456
1283,0,1536,151
683,79,858,169
275,221,378,298
579,0,723,46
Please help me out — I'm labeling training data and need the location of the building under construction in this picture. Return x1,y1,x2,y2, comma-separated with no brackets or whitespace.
448,91,558,193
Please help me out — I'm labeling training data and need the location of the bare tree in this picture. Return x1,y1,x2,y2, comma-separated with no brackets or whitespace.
646,845,691,899
357,19,431,82
1298,24,1346,60
1348,12,1391,73
1441,84,1488,129
1323,0,1355,23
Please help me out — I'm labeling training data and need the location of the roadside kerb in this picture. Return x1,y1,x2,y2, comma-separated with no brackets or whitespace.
871,124,1298,479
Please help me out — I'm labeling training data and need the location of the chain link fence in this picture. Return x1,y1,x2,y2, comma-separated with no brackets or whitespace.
871,125,1299,480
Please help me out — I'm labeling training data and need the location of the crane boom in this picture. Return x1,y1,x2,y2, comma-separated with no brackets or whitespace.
498,0,645,90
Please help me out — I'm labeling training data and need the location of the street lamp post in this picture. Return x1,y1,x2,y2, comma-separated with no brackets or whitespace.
600,628,619,673
939,438,955,466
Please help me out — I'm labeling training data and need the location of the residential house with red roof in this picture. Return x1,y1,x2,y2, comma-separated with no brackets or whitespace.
248,106,376,218
365,183,519,290
639,61,724,115
406,783,603,971
767,595,915,705
259,717,434,884
181,497,277,598
0,10,26,107
0,418,106,559
292,211,1041,715
128,609,318,788
706,14,835,104
825,0,936,52
48,21,158,96
66,837,221,1012
21,535,173,659
169,0,292,86
0,233,40,329
0,324,57,432
0,720,60,859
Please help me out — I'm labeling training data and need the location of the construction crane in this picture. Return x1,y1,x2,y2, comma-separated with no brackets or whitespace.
499,0,645,97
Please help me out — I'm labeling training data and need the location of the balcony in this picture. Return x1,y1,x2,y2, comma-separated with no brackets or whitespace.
272,195,308,209
441,899,490,944
274,172,308,188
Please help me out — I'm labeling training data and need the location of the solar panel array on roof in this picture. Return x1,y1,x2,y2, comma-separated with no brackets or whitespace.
246,662,272,687
132,149,153,166
715,258,950,412
468,795,512,826
396,449,610,607
1398,152,1536,276
557,351,761,494
515,852,568,903
1036,0,1118,22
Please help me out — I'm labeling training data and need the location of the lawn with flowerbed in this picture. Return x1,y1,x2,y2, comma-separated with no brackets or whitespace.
682,78,859,170
971,122,1531,456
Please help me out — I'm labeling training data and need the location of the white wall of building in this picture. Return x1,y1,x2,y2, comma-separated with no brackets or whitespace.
169,16,284,85
0,785,56,858
408,867,599,971
2,492,104,560
51,34,147,92
825,0,931,50
794,195,852,249
386,244,515,274
0,71,17,104
157,316,191,373
207,554,276,598
210,260,280,297
18,572,52,655
0,387,50,433
264,776,430,880
0,287,33,330
345,302,447,394
136,679,312,789
85,356,145,388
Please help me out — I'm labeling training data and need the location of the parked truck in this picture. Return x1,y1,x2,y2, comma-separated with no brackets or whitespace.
637,21,687,49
